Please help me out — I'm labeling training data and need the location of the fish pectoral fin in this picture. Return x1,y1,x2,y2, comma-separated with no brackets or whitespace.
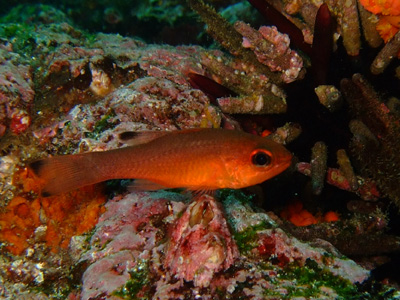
189,188,216,198
128,179,170,191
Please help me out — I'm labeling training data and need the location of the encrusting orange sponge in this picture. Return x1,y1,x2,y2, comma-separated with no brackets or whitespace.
0,168,106,255
377,15,400,42
360,0,400,44
280,199,339,227
359,0,400,15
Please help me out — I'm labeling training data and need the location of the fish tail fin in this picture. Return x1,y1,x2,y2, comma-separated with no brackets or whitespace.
29,153,105,196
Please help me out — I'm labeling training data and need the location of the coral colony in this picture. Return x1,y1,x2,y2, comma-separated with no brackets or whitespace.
0,0,400,299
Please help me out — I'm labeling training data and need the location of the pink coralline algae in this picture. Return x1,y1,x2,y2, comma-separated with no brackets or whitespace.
234,21,305,83
106,77,220,130
164,194,239,287
32,27,216,127
80,192,239,298
75,191,369,299
297,162,380,201
0,48,34,136
30,73,221,155
27,37,223,154
80,191,183,299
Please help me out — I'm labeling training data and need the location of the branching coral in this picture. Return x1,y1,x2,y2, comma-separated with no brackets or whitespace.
310,141,328,195
371,29,400,74
187,0,282,83
359,0,400,73
234,21,305,83
186,0,306,115
341,74,400,208
200,52,287,114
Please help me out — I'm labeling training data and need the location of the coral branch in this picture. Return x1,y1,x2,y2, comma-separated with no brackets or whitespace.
348,119,379,148
268,122,302,145
341,76,387,135
247,0,312,55
336,149,358,191
311,141,328,195
298,162,380,200
314,85,342,112
371,29,400,74
187,0,282,83
341,74,400,207
338,0,361,56
357,0,383,48
217,94,286,114
234,21,305,83
201,53,287,114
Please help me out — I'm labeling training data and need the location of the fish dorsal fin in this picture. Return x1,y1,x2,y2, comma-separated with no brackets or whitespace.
119,128,205,146
119,131,170,146
128,179,170,191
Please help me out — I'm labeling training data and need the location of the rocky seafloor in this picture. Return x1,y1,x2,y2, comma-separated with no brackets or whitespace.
1,1,400,299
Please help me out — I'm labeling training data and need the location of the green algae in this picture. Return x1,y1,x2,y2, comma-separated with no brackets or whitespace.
0,5,69,57
135,0,186,25
276,259,358,299
218,189,276,254
218,189,270,253
113,259,151,300
233,221,269,253
0,4,69,25
31,262,84,300
0,23,36,56
218,188,255,206
84,111,119,140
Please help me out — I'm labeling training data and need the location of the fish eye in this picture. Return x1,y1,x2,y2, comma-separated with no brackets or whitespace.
251,151,272,166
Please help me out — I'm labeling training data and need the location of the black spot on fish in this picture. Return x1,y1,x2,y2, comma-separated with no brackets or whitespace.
29,160,45,175
119,131,139,141
42,191,51,197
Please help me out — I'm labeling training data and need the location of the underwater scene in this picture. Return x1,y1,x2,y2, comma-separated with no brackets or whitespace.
0,0,400,299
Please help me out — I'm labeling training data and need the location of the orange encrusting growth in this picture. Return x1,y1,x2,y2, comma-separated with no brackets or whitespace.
0,168,106,255
323,211,340,222
280,200,339,227
360,0,400,47
377,15,400,42
40,187,106,251
0,196,41,255
359,0,400,15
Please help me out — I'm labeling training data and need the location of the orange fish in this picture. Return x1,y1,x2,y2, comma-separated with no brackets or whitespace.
29,128,292,196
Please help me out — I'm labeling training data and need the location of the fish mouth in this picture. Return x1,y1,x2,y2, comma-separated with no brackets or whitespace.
275,150,293,171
